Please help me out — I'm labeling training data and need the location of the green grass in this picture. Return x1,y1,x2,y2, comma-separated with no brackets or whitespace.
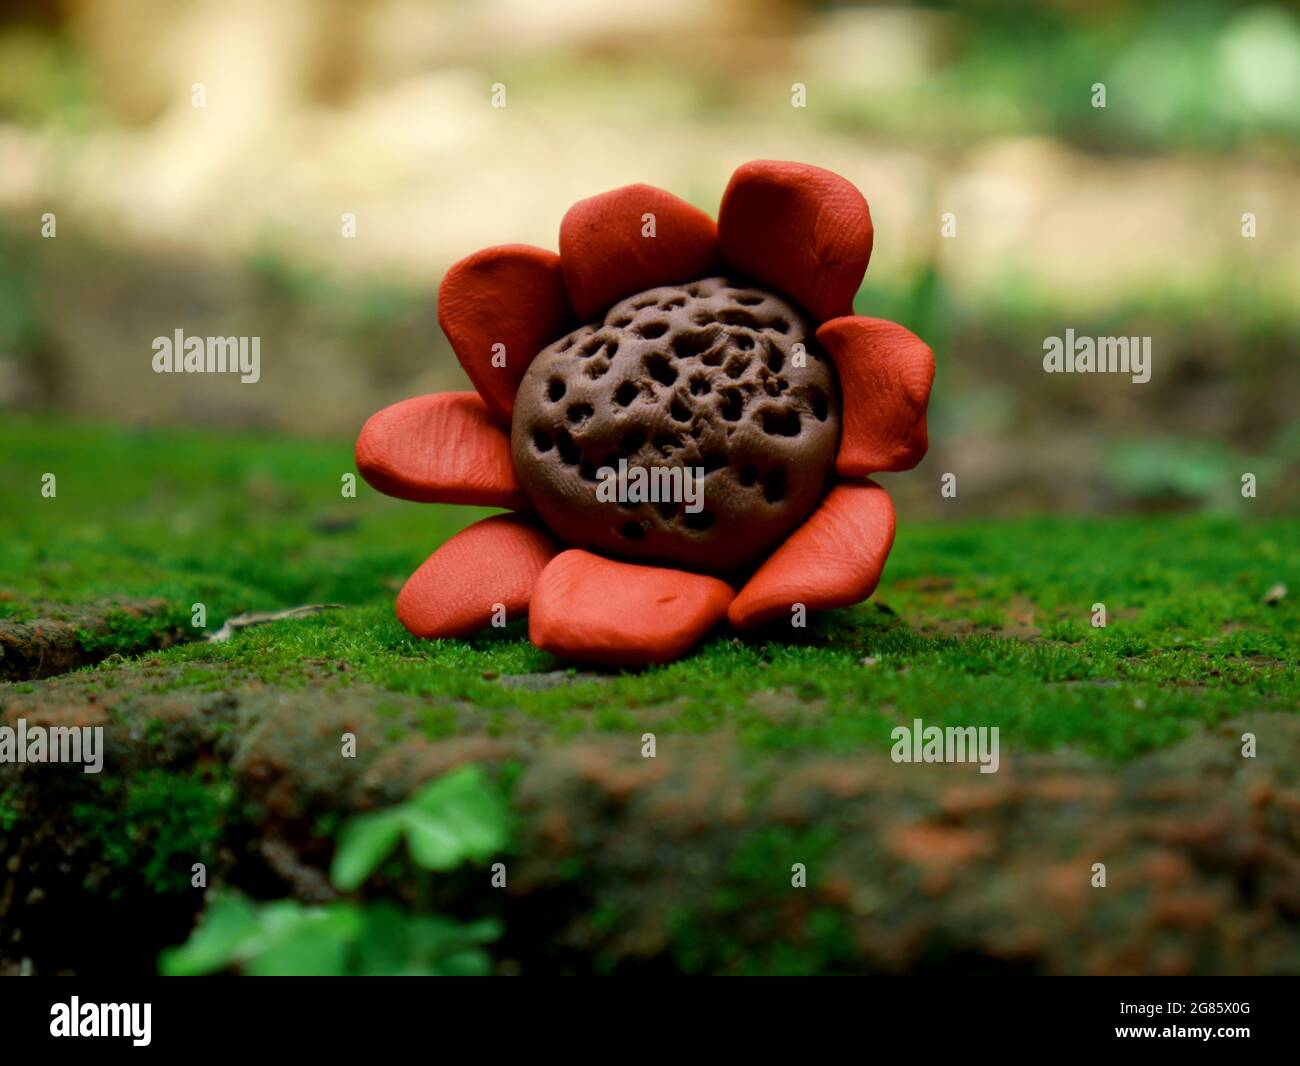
1,415,1296,761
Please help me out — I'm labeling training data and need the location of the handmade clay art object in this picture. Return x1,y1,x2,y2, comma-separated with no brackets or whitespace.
356,160,935,665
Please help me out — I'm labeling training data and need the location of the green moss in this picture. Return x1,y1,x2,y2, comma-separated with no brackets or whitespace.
727,825,837,891
1,417,1297,761
0,787,21,831
75,605,187,657
654,825,847,975
70,768,236,897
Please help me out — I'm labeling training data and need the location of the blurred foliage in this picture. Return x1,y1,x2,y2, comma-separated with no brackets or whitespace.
820,1,1300,152
159,894,502,976
1103,434,1284,510
331,765,511,890
161,765,509,976
2,1,1297,152
0,24,96,130
0,2,1295,512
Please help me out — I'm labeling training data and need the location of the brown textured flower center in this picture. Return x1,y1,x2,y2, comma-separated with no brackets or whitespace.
511,277,841,576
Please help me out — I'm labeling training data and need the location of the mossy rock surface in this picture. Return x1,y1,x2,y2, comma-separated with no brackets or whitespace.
1,418,1297,974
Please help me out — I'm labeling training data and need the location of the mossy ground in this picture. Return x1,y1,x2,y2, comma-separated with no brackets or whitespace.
3,415,1294,759
1,416,1298,974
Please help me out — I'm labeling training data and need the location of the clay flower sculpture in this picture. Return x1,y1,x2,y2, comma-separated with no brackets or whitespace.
356,160,935,666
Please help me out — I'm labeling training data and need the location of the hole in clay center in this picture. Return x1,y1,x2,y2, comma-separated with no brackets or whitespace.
724,356,749,379
673,329,718,359
643,352,678,386
762,469,786,503
554,428,581,465
809,387,828,422
579,336,617,359
717,309,758,329
760,407,801,437
719,388,744,422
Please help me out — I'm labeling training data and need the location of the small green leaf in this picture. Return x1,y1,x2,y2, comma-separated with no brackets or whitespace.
401,811,464,870
243,902,362,976
330,809,403,891
352,901,412,975
158,892,262,976
245,928,350,976
434,948,494,976
401,765,508,871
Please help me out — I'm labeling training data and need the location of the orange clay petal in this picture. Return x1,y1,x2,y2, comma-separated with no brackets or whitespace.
437,244,573,426
718,160,873,322
529,550,733,666
559,184,720,322
727,481,895,629
396,514,559,638
816,316,935,475
355,391,527,509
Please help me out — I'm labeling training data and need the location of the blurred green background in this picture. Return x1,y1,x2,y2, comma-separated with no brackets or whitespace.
1,0,1297,516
